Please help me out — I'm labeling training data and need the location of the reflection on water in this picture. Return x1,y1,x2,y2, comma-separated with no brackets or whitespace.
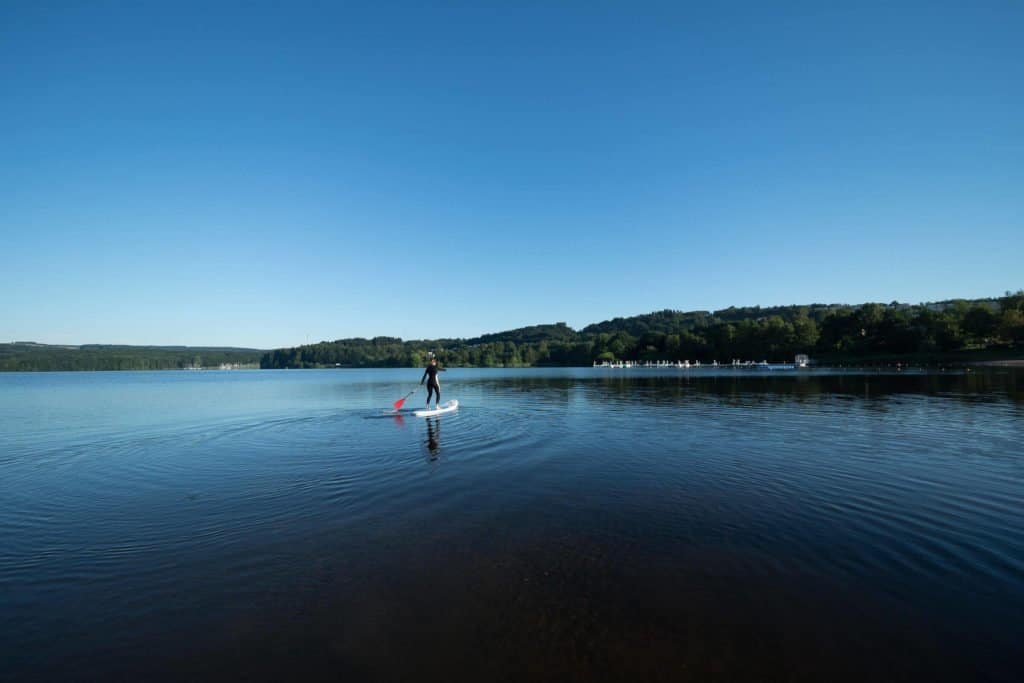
0,367,1021,682
425,417,440,458
482,368,1024,405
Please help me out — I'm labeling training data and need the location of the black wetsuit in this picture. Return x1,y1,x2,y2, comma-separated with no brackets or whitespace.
420,363,445,405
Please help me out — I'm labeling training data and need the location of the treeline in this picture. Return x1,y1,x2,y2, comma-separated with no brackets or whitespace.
261,291,1024,368
6,293,1020,371
0,344,264,372
260,331,593,369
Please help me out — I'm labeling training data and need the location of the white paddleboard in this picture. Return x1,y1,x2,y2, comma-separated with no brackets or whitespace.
413,400,459,417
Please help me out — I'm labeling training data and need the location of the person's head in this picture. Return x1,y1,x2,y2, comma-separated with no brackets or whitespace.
430,357,437,365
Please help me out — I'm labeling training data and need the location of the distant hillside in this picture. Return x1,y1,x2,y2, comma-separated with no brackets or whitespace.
5,292,1020,371
261,292,1023,369
580,300,996,336
0,343,265,371
467,322,577,346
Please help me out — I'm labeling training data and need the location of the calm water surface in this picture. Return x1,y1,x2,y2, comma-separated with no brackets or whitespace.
1,368,1022,681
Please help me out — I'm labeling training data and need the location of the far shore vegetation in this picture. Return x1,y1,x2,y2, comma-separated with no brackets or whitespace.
6,292,1020,372
261,291,1024,369
0,344,263,372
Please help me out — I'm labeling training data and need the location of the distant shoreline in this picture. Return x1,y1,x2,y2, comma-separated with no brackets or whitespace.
6,291,1022,372
3,358,1024,373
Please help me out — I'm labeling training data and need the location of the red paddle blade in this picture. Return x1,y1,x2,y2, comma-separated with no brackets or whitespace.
393,397,407,411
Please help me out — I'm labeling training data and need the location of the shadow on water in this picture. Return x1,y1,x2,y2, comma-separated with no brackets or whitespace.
363,410,409,425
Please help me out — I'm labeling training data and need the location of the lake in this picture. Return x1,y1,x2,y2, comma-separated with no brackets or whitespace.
1,368,1021,681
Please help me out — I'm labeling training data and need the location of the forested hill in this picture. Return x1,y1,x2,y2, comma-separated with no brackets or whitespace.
581,304,846,337
5,292,1021,371
467,323,577,346
0,343,264,371
262,292,1024,369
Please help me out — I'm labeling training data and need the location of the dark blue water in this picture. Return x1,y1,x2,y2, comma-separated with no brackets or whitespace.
1,368,1022,681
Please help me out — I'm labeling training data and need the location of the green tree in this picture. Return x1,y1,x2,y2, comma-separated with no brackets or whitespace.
1000,309,1024,343
962,306,998,342
792,314,819,351
665,334,681,357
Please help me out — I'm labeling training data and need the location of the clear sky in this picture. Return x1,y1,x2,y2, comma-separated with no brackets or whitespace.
2,1,1021,348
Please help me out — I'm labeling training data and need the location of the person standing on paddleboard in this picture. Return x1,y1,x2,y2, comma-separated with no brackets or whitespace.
420,355,445,409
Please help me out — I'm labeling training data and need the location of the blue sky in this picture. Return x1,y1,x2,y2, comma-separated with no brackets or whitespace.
2,1,1021,348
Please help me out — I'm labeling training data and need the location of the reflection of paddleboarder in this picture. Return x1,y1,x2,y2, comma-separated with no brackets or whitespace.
426,417,440,457
420,355,446,410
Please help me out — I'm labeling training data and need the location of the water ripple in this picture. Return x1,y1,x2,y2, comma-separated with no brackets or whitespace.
1,368,1022,681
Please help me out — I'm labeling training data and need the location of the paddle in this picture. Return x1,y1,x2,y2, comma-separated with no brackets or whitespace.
392,389,416,412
